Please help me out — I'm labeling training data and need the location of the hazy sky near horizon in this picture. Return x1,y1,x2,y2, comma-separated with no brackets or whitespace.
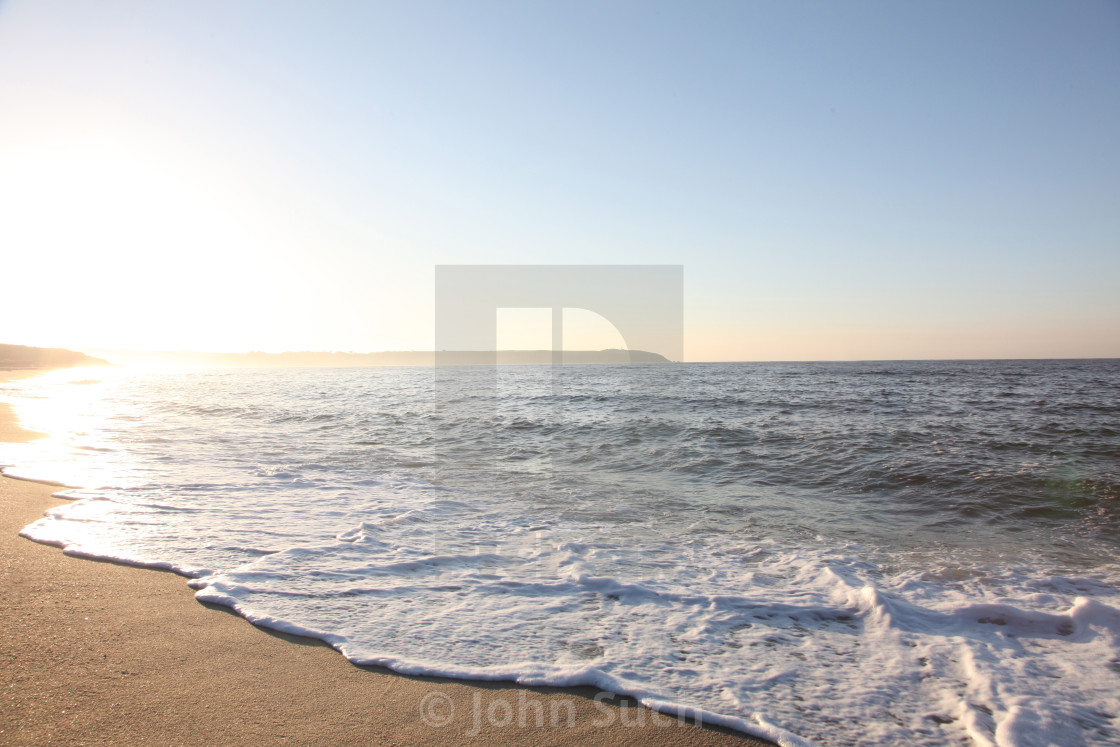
0,0,1117,360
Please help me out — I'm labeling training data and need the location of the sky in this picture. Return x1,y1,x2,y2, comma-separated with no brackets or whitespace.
0,0,1117,361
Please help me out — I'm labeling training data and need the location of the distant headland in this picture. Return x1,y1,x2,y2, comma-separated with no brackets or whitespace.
76,348,674,368
0,344,110,370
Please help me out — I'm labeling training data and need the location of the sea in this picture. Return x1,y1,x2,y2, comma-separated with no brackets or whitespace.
2,360,1118,746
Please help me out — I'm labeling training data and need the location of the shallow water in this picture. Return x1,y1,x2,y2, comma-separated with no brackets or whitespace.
2,360,1119,746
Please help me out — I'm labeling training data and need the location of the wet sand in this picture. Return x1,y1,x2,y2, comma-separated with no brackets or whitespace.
0,370,774,746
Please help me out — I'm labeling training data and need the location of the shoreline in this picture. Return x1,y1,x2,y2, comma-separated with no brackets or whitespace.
0,370,775,746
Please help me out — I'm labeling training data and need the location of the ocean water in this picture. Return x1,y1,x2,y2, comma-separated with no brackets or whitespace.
2,360,1119,746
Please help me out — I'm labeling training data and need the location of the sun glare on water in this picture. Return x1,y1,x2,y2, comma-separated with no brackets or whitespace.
0,366,140,489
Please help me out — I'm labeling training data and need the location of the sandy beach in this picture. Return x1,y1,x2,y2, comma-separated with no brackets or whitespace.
0,370,772,746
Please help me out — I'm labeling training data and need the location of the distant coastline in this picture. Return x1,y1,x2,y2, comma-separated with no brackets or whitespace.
85,348,673,367
0,343,109,371
7,344,1116,370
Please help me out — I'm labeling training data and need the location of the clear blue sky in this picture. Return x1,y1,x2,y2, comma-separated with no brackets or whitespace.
1,0,1117,359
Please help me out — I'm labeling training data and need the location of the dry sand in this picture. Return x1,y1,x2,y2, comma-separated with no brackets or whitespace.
0,370,774,746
